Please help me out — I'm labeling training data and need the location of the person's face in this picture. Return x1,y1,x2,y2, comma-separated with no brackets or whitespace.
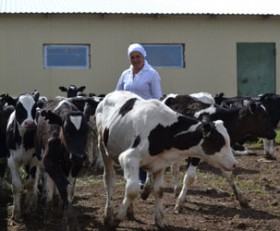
129,51,144,70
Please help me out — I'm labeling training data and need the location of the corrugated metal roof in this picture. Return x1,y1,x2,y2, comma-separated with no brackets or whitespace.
0,0,279,15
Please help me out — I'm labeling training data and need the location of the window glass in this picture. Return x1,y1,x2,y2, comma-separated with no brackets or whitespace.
143,44,185,68
44,44,90,69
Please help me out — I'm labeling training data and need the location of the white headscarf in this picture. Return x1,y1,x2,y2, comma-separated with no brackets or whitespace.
127,43,147,58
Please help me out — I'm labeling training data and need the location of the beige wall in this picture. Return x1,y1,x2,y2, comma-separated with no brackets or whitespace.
0,13,279,98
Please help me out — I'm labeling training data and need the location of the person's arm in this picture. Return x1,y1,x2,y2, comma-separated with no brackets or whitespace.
115,73,125,91
151,71,163,100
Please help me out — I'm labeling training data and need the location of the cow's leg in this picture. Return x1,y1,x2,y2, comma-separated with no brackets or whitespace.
109,149,140,228
43,173,56,223
44,161,69,212
141,172,153,200
24,156,40,214
171,162,180,196
7,156,22,220
43,138,73,217
221,170,250,208
44,172,55,204
152,169,166,229
263,138,276,160
175,158,200,214
68,156,84,203
99,143,116,227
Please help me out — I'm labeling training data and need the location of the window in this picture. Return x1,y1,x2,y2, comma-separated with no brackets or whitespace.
142,44,185,68
44,44,90,69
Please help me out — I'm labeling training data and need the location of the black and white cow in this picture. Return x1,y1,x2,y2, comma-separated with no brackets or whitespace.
215,92,279,160
68,95,104,169
95,91,237,229
57,88,104,168
162,93,276,212
35,98,92,223
258,93,280,160
6,92,40,220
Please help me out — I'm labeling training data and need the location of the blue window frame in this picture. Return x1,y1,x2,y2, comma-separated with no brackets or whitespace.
44,44,90,69
142,44,185,68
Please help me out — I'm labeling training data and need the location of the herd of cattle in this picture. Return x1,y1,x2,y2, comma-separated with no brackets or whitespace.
0,85,279,230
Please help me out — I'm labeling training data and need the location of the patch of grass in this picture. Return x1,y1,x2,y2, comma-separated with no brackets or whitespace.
237,179,267,194
275,129,280,143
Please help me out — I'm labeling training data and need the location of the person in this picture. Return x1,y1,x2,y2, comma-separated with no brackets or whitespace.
115,43,163,188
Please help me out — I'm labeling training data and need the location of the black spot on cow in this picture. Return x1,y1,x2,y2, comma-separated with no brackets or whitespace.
15,103,28,125
132,135,141,148
119,98,137,116
104,127,109,147
186,157,201,168
148,116,198,156
23,128,36,150
6,121,22,150
201,123,225,155
164,95,210,117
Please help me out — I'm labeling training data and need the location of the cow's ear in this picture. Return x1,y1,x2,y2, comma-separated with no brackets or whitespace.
41,110,62,126
1,94,17,106
164,97,175,107
202,122,212,138
59,86,68,92
32,90,40,102
78,86,86,92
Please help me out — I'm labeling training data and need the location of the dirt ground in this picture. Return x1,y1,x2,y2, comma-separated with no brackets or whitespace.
0,144,279,231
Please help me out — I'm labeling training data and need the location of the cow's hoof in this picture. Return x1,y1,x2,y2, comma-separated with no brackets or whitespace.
174,205,183,214
265,154,277,160
239,199,250,208
10,214,23,223
104,216,120,230
9,206,22,222
156,224,170,231
126,204,135,220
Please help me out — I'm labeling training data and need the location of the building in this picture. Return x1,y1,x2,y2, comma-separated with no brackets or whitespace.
0,0,279,97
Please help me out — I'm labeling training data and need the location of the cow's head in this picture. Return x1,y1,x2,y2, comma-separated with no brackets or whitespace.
68,96,102,122
259,93,280,127
15,93,39,130
0,93,17,107
59,85,86,98
199,120,237,171
83,97,103,122
240,102,276,139
41,110,89,160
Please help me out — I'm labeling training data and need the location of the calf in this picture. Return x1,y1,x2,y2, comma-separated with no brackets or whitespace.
68,95,104,169
256,93,280,160
6,92,40,220
163,93,276,212
95,91,237,229
36,98,92,223
215,92,279,160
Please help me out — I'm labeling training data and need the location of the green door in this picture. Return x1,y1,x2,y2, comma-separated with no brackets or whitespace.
237,43,276,96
